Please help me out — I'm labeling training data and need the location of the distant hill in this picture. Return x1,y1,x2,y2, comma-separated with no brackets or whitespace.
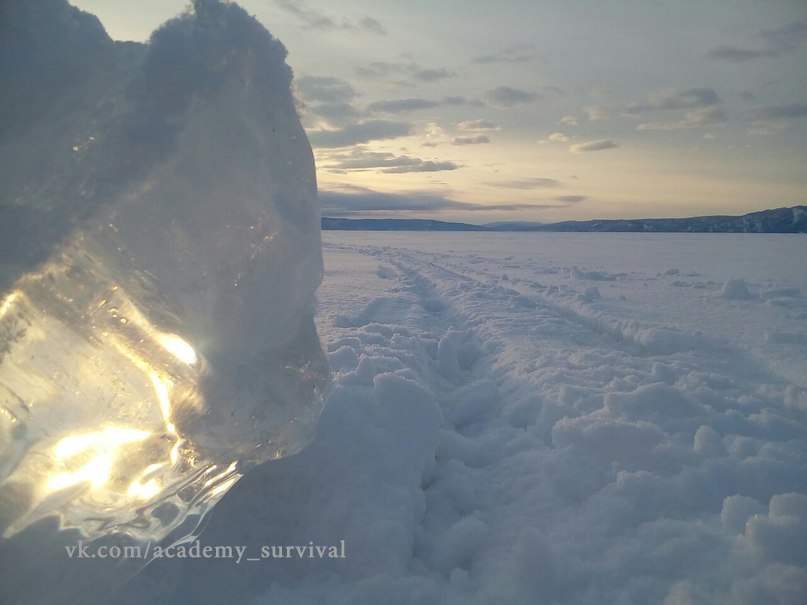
483,221,545,229
322,206,807,233
528,206,807,233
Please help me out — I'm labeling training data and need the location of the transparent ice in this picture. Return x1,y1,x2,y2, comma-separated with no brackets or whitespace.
0,0,328,546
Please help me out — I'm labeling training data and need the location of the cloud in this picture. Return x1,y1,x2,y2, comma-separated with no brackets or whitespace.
421,120,446,144
753,103,807,121
356,61,455,85
709,20,807,62
320,188,468,214
275,0,336,29
358,17,386,35
746,103,807,135
647,88,721,110
623,102,643,116
306,102,359,126
296,77,361,127
453,135,490,146
554,195,586,203
473,202,554,211
308,120,411,148
276,0,386,35
367,96,481,115
570,139,619,153
486,178,561,189
685,106,727,125
320,186,513,215
547,132,569,142
624,89,723,127
382,161,460,174
320,187,551,216
296,76,358,104
483,86,537,107
368,98,441,113
584,106,609,121
628,90,725,130
414,68,455,82
458,119,500,131
709,47,770,62
746,122,789,136
560,115,578,126
444,96,483,107
763,20,807,50
323,150,418,170
638,106,727,131
356,61,411,79
321,149,460,174
473,45,536,64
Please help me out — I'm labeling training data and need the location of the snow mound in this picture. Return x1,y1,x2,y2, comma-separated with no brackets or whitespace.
570,266,619,281
719,278,752,300
582,285,601,301
0,0,326,568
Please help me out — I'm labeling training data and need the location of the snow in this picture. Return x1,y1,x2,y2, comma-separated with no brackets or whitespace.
94,231,805,605
720,278,752,300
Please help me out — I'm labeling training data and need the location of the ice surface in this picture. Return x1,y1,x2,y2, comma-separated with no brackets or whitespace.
0,0,327,592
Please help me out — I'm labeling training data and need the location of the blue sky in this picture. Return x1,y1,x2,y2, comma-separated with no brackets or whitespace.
71,0,807,223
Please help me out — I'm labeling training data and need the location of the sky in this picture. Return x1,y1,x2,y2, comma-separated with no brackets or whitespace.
70,0,807,223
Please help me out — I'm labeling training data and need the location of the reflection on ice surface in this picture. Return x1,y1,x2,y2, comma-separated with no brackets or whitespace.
0,218,326,543
0,0,328,549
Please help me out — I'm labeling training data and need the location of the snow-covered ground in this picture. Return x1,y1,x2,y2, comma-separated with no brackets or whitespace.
119,231,807,605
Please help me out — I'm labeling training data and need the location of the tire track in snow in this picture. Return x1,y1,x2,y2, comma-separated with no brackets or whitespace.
324,242,802,443
328,241,807,601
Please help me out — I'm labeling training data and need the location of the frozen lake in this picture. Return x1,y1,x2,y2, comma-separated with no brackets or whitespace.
123,231,805,604
319,232,807,386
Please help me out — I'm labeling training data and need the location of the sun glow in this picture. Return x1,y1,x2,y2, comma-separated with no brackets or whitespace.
127,462,167,501
158,333,198,365
0,291,18,320
47,426,151,492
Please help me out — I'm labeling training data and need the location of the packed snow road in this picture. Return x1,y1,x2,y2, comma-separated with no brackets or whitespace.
122,232,807,605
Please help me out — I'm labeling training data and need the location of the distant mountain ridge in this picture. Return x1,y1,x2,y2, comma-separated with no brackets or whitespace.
322,206,807,233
